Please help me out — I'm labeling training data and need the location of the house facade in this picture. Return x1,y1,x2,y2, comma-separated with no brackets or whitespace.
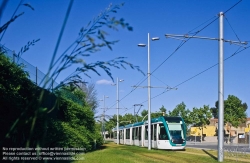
189,118,250,143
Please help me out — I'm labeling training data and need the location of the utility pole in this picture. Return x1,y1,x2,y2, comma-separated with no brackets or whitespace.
218,12,224,162
102,95,108,142
165,12,247,162
116,78,120,145
138,34,179,150
111,78,124,145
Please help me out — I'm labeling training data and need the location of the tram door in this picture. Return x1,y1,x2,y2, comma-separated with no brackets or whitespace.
139,127,142,146
144,124,157,148
119,129,124,144
157,123,170,149
152,124,157,148
144,125,148,147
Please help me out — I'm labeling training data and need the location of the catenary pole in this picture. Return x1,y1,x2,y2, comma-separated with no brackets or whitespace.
117,77,119,144
165,12,247,162
218,12,224,162
148,33,152,150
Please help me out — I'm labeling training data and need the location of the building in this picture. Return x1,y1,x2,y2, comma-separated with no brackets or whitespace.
189,118,250,143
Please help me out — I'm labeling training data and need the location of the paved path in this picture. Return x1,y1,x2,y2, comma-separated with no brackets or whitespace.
186,141,250,153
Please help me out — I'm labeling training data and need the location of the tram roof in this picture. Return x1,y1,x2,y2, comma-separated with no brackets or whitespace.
112,116,184,131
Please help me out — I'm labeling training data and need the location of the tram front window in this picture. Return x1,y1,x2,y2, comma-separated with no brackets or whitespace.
168,124,184,144
169,130,181,137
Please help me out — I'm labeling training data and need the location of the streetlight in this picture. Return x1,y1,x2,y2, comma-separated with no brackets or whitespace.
112,78,124,145
102,95,109,141
138,33,159,150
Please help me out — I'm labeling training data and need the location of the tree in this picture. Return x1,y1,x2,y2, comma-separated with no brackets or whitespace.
45,95,103,151
169,102,192,126
74,82,99,113
224,95,247,142
120,113,134,126
57,82,99,114
210,95,247,119
210,95,247,142
139,106,167,121
189,105,212,142
151,112,163,119
0,53,40,147
159,105,167,116
151,106,168,119
141,109,148,118
225,95,247,127
210,101,219,118
105,115,116,139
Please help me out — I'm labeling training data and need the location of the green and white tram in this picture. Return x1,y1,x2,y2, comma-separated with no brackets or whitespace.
113,116,186,150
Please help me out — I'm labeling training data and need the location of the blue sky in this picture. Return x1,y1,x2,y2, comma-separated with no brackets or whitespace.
1,0,250,118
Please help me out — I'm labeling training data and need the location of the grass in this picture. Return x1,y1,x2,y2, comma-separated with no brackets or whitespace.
73,142,250,163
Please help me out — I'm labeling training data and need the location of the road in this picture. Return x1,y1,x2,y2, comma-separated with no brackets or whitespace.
186,141,250,154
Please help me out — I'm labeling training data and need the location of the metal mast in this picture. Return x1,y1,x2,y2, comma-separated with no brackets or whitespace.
117,77,119,144
218,12,224,162
147,33,152,150
165,12,247,162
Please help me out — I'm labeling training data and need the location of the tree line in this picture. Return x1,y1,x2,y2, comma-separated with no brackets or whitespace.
104,96,248,139
0,53,104,151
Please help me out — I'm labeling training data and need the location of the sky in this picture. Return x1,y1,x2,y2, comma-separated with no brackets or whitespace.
1,0,250,119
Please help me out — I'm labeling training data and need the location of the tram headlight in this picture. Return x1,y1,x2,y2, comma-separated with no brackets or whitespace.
172,137,184,144
172,138,177,143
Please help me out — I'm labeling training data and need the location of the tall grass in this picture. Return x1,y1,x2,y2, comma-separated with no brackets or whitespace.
0,0,143,157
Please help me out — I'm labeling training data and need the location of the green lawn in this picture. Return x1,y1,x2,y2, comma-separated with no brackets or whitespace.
73,142,250,163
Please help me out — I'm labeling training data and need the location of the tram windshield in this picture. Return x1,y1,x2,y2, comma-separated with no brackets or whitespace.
166,120,185,144
169,129,182,139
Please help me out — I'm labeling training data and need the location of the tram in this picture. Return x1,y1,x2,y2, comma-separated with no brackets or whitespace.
112,116,186,150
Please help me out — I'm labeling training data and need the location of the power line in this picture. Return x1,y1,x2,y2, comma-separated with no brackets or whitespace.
225,16,241,42
224,0,242,14
106,1,245,115
151,74,170,87
120,44,249,115
149,45,249,104
106,75,147,111
151,16,219,76
148,0,244,92
115,16,218,109
107,15,220,111
187,16,217,35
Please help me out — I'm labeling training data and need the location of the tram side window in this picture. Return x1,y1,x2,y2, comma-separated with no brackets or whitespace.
153,124,157,140
132,128,134,140
145,125,148,140
159,124,169,140
139,127,141,140
120,130,123,139
151,125,153,140
126,129,130,139
133,127,138,140
114,131,117,139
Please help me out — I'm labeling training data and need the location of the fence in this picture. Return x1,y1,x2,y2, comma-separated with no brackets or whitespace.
0,45,59,90
0,44,83,105
187,135,250,144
